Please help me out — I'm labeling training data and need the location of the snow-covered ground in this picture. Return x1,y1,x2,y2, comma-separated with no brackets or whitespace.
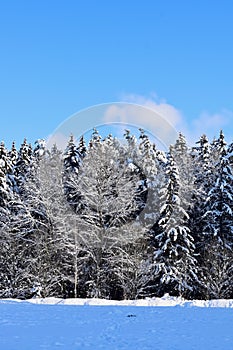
1,296,233,349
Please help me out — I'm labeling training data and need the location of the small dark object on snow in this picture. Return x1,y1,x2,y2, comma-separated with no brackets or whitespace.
127,314,136,317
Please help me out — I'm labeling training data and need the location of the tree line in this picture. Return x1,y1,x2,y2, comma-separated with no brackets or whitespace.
0,129,233,300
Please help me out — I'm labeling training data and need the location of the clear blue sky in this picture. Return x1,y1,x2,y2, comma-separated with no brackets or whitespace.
1,0,233,148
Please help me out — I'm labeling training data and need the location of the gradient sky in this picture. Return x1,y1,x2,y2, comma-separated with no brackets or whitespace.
1,0,233,148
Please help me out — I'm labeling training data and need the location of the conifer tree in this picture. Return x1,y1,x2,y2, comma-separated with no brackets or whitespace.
138,129,158,227
14,139,32,194
63,135,84,212
34,139,46,160
201,131,233,298
64,135,80,174
7,141,18,192
150,149,198,298
172,133,195,215
0,141,12,224
187,134,214,296
77,135,87,160
2,129,233,300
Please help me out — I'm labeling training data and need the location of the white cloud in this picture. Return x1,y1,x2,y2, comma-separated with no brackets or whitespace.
192,109,233,142
46,93,233,150
103,93,190,147
103,101,180,150
116,93,233,144
119,93,184,129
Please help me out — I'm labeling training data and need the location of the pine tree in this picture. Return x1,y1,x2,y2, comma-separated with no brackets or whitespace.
172,133,195,216
2,129,233,300
64,135,80,174
123,129,149,222
0,141,12,225
150,149,198,298
34,139,46,160
63,135,84,211
77,135,87,160
89,128,102,149
227,140,233,167
138,129,158,227
201,131,233,298
0,141,14,297
187,134,214,297
7,141,18,192
14,139,32,194
0,141,32,298
211,130,226,165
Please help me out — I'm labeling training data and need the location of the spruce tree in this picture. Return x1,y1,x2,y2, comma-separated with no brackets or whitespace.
0,141,12,225
63,135,84,211
151,148,198,298
14,139,32,194
64,135,80,174
201,131,233,298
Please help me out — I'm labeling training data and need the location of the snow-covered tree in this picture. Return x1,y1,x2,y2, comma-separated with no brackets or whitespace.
4,139,49,298
0,141,15,297
69,135,145,299
77,135,87,160
137,129,158,227
7,141,18,192
14,139,32,194
200,132,233,298
64,135,80,174
89,128,102,149
2,129,233,300
172,133,196,216
211,130,226,165
34,139,46,160
37,144,81,297
149,149,198,298
63,135,84,212
0,141,12,225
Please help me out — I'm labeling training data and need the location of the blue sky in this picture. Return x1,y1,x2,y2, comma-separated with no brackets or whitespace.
1,0,233,148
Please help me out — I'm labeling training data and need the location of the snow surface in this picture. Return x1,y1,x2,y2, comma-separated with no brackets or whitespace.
1,296,233,349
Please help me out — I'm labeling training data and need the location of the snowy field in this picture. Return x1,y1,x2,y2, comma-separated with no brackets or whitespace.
1,297,233,350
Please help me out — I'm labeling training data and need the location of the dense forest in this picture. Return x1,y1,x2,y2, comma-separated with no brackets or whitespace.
0,128,233,300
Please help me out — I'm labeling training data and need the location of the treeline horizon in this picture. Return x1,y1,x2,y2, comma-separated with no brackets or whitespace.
0,128,233,300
